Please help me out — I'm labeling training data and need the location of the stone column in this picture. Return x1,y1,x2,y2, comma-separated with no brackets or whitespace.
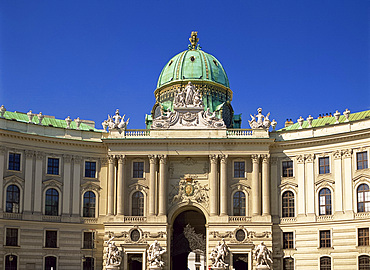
62,154,72,215
305,154,315,215
262,154,270,216
270,157,278,216
0,147,6,212
34,151,44,213
107,155,115,216
220,154,228,216
72,156,81,215
209,154,218,216
251,154,260,216
116,155,126,216
24,150,34,213
148,155,157,216
343,149,353,212
297,155,306,216
158,155,167,216
333,151,343,213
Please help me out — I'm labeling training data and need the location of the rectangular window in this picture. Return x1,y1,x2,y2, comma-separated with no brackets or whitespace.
358,228,369,246
85,161,96,178
282,161,293,177
45,230,58,248
319,230,331,248
357,152,368,170
83,231,94,249
47,158,59,175
133,162,144,178
319,157,330,174
283,232,294,249
8,153,21,171
6,228,18,246
234,161,245,178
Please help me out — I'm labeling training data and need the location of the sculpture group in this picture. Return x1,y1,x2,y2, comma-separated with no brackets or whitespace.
147,240,166,269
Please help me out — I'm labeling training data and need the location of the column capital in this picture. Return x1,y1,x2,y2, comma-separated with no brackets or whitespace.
63,154,72,162
108,154,115,163
219,154,228,164
100,157,108,166
116,154,126,164
148,154,157,164
343,149,353,158
296,155,305,164
270,157,278,165
261,154,270,163
73,155,82,163
209,154,218,164
305,154,314,163
158,154,167,164
36,151,45,160
251,154,260,163
0,146,6,154
25,150,35,159
333,150,342,160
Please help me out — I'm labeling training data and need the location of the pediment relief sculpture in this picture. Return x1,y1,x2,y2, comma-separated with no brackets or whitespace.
169,177,209,207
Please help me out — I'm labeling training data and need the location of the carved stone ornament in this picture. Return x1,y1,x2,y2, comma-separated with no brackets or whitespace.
305,154,314,163
169,177,209,207
210,239,230,269
184,224,206,253
333,150,342,160
104,236,123,269
103,109,130,131
151,82,226,130
114,226,165,244
249,108,274,129
253,242,273,269
148,240,166,269
296,155,305,164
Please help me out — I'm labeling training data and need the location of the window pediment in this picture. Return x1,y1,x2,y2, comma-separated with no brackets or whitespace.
43,179,63,189
3,175,24,186
81,182,101,194
353,173,370,184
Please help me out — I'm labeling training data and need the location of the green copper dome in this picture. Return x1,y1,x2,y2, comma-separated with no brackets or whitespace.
157,47,230,89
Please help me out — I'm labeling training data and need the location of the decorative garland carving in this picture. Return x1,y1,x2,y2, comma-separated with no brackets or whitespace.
168,177,209,207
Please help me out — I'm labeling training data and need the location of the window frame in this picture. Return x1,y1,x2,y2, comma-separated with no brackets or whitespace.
283,257,294,270
47,157,60,176
283,231,294,249
5,254,18,270
5,227,19,247
318,188,332,216
44,230,58,249
357,151,369,170
282,160,294,178
5,184,21,214
232,190,246,216
82,256,95,270
319,256,331,270
319,230,331,248
233,160,246,178
8,152,22,172
358,228,369,246
44,255,58,270
357,183,370,213
82,231,95,249
131,190,145,216
359,255,370,270
132,161,144,179
44,188,60,216
82,191,96,218
318,157,330,175
84,161,97,178
282,190,295,218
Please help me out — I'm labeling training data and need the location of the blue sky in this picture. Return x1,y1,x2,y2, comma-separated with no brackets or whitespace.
1,0,369,129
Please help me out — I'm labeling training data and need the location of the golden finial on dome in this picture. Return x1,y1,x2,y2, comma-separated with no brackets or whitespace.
189,31,199,50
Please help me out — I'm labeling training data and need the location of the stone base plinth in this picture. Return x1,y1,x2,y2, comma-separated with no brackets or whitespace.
105,266,120,270
256,265,271,270
211,267,228,270
148,266,162,270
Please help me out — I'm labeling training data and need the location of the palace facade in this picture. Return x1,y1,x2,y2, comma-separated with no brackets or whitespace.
0,33,369,270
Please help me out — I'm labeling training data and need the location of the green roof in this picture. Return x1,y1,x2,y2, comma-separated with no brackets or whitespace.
2,111,101,132
278,110,370,131
157,48,230,89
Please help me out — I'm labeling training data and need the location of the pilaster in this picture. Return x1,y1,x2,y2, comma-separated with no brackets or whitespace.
343,149,353,213
262,154,270,216
0,146,6,212
34,151,44,213
251,154,260,216
305,154,315,215
72,155,82,216
107,154,115,216
116,155,126,216
219,154,228,216
148,155,157,216
297,155,306,216
24,150,34,213
158,155,167,216
333,150,343,213
209,154,218,216
62,154,72,216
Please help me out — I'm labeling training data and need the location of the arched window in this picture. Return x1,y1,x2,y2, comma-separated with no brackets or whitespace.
83,257,95,270
357,184,370,213
83,191,96,218
132,191,144,216
319,188,332,215
6,185,20,213
282,191,295,217
233,191,246,216
44,256,57,270
283,257,294,270
5,254,17,270
320,257,331,270
45,188,59,216
359,255,370,270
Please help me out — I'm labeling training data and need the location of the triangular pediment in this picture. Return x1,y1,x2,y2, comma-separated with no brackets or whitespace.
43,179,63,188
353,173,370,183
4,175,24,186
279,181,298,188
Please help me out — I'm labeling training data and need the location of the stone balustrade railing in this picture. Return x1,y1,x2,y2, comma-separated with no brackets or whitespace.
124,216,147,223
228,216,252,223
82,217,98,224
227,129,253,137
280,217,297,223
42,215,61,222
355,212,370,219
317,215,334,222
124,129,150,137
3,212,22,220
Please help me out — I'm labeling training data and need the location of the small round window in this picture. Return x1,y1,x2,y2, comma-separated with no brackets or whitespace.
235,229,246,242
190,56,195,62
168,60,173,66
130,229,140,242
213,60,218,66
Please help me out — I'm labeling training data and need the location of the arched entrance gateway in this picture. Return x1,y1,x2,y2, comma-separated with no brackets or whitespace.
171,209,206,270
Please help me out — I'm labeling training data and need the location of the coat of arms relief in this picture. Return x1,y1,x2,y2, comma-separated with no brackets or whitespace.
168,176,209,208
